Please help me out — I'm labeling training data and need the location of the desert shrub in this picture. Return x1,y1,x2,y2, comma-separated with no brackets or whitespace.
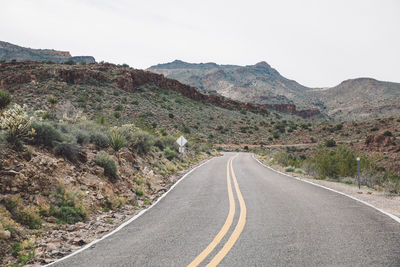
47,96,58,105
383,130,393,137
115,104,123,111
285,167,295,172
64,60,76,65
181,125,191,134
54,143,79,163
0,90,12,110
324,139,336,147
155,136,176,151
273,151,303,168
130,130,154,155
272,132,280,139
30,122,63,148
74,129,90,145
0,104,35,149
3,195,42,229
168,113,174,119
109,128,126,152
163,147,177,160
154,138,165,150
135,189,144,196
95,151,118,182
90,132,109,148
309,145,361,179
113,111,121,119
274,122,286,133
41,111,51,120
333,123,343,131
273,152,290,166
42,186,86,224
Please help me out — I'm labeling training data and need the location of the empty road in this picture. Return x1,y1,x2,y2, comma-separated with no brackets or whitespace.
51,153,400,266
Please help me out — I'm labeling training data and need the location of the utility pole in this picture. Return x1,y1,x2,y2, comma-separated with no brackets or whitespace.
356,157,360,189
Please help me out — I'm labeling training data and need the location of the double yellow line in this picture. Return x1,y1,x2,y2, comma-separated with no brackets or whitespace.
188,154,247,267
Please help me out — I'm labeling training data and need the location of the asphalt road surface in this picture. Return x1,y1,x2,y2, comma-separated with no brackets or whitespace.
51,153,400,266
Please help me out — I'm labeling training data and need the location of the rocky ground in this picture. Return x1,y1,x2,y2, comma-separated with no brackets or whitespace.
0,142,216,266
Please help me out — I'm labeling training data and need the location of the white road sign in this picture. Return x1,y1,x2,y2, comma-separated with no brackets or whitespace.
176,136,188,147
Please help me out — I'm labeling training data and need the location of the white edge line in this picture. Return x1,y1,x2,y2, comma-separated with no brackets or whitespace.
251,154,400,224
45,157,216,266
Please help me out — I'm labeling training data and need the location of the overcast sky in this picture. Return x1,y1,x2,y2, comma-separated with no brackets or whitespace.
1,0,399,87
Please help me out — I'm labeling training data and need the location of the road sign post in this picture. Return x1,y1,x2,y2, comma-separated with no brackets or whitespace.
356,157,360,189
176,136,187,162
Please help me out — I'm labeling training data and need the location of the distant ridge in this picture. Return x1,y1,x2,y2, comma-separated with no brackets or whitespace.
149,60,400,120
0,41,95,64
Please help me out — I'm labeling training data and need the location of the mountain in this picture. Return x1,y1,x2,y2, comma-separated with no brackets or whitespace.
149,60,314,107
307,78,400,121
149,60,400,121
0,41,95,64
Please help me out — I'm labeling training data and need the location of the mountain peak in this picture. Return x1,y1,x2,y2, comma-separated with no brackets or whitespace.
253,61,271,69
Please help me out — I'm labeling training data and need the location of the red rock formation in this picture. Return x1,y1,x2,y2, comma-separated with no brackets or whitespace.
37,50,71,58
266,104,321,118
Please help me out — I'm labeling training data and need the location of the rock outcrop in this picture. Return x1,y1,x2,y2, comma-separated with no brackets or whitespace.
0,41,95,64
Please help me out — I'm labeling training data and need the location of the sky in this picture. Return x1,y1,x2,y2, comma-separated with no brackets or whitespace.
1,0,399,87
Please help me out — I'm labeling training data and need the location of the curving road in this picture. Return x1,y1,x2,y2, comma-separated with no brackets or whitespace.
51,153,400,266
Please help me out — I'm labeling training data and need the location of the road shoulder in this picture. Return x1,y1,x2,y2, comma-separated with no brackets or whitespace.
253,154,400,220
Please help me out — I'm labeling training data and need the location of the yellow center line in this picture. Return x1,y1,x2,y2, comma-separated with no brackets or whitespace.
206,155,247,267
187,155,237,267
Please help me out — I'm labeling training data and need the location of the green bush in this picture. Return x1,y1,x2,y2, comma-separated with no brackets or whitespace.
47,96,58,105
113,111,121,119
90,132,109,148
0,90,11,110
272,132,280,139
41,111,51,120
95,151,118,182
74,130,90,145
285,167,295,172
31,122,63,148
42,186,86,224
163,147,177,160
273,151,303,168
49,205,85,224
324,139,336,147
383,131,393,137
64,60,76,65
54,143,79,163
135,189,144,196
154,136,176,151
310,145,359,179
130,130,154,155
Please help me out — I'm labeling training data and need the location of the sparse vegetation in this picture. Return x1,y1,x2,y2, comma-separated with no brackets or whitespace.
0,89,12,111
40,186,86,224
95,151,118,182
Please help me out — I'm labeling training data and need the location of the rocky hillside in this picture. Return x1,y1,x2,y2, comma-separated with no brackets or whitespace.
0,41,95,64
0,61,320,143
149,60,400,121
307,78,400,121
149,60,314,107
